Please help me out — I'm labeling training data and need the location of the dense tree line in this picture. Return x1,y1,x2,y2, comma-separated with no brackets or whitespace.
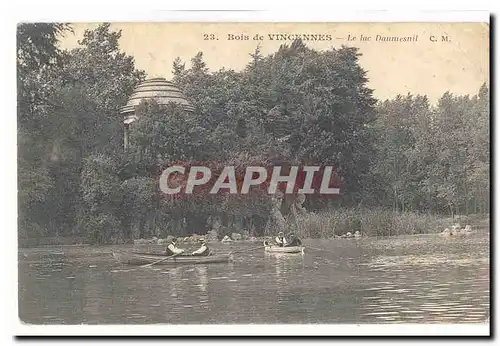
17,24,489,244
373,89,489,216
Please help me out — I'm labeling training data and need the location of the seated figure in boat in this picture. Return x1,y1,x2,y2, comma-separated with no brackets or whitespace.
275,232,288,247
165,237,186,256
285,233,302,247
192,238,211,256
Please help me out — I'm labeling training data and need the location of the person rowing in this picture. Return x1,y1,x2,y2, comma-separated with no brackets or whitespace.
192,238,211,256
275,232,288,247
285,233,302,247
165,237,186,256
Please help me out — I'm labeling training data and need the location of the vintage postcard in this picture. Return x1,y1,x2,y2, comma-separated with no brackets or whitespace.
15,12,490,336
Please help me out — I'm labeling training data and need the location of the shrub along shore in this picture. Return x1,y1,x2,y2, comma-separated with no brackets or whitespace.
289,208,489,239
18,24,489,247
18,210,489,248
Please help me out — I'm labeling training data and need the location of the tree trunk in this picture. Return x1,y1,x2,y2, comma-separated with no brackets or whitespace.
394,188,398,212
138,216,146,239
465,171,469,215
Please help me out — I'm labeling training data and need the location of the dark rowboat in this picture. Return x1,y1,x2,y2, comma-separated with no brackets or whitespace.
112,249,232,266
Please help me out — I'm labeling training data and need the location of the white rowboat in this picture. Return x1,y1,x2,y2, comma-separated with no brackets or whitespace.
263,240,305,254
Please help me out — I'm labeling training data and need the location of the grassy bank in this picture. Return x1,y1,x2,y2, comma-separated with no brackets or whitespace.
289,208,489,238
18,209,489,247
17,236,91,248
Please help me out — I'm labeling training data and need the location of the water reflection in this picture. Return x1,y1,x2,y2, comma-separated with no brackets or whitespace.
18,233,490,324
358,237,490,323
169,266,181,299
272,253,304,304
195,266,208,294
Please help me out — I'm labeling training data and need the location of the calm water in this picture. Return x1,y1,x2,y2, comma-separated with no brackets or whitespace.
18,233,490,324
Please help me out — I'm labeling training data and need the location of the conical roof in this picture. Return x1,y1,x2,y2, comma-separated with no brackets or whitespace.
121,78,194,123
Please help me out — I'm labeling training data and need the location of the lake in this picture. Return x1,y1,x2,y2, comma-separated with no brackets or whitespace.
18,232,490,324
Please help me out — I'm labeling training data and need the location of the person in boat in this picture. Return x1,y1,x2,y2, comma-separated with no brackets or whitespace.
285,233,302,247
275,232,288,247
165,237,186,256
192,238,211,256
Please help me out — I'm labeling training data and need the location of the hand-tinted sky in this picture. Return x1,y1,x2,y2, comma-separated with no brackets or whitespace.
59,22,489,103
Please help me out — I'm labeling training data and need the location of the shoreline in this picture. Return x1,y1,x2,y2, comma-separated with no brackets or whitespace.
18,215,489,249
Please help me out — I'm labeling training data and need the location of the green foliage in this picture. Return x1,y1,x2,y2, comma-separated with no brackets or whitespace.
59,23,145,117
173,43,377,204
373,84,490,215
18,23,145,243
17,24,489,245
120,177,156,239
291,207,447,238
17,23,71,73
130,101,216,162
80,213,121,245
78,154,123,244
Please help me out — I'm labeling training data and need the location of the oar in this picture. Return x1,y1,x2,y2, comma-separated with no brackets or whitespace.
302,245,339,254
228,245,267,256
140,252,182,268
305,245,324,252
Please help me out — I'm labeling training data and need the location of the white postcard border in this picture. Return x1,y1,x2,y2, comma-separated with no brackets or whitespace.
4,3,493,339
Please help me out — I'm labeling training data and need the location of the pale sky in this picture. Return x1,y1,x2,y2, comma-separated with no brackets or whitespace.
59,22,489,103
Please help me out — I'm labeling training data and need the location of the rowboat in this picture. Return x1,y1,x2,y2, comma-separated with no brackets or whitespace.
263,240,305,254
112,249,232,266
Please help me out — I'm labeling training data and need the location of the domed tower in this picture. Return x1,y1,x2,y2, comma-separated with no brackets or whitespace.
120,77,194,149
